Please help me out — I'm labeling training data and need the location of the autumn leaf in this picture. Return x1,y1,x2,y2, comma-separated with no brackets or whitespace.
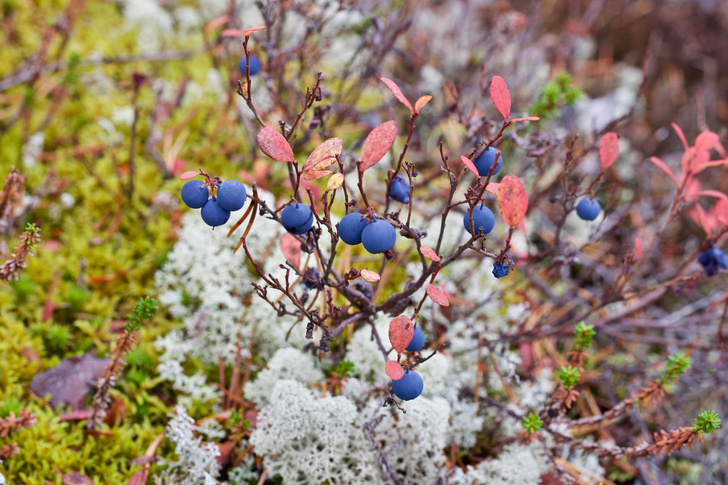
490,76,511,119
29,353,110,411
649,157,678,185
243,25,266,36
280,233,301,270
326,173,345,191
420,246,440,262
426,284,450,306
360,121,398,172
302,170,332,181
257,127,295,163
179,171,199,180
360,269,381,282
389,316,414,354
414,95,432,114
303,138,343,172
385,361,405,381
460,155,479,178
497,174,528,226
380,77,413,114
599,132,619,169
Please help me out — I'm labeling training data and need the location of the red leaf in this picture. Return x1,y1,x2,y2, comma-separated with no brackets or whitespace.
649,157,678,185
280,233,301,270
30,353,110,411
695,130,719,153
490,76,511,119
635,237,642,260
62,472,93,485
599,132,619,169
388,316,414,354
179,171,199,180
302,170,332,180
220,29,245,37
497,174,528,226
59,410,92,422
687,204,716,235
681,147,696,174
695,190,728,200
385,361,405,381
426,284,450,306
360,121,398,172
360,269,380,282
672,123,689,151
243,25,267,36
203,14,230,33
460,155,480,178
486,183,500,195
420,246,440,262
716,198,728,226
510,116,540,123
303,138,343,172
692,159,728,173
380,77,413,114
414,95,432,114
257,127,295,163
127,469,149,485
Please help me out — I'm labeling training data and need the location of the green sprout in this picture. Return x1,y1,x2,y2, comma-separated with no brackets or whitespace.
528,71,582,120
335,360,355,378
522,412,543,434
558,365,581,388
125,297,159,333
658,352,691,385
573,321,595,352
693,411,721,434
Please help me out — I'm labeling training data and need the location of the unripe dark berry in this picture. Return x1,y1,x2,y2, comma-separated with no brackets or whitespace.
576,197,601,221
473,146,503,177
463,206,495,235
201,198,231,227
216,180,247,211
392,369,423,401
698,245,728,277
338,213,369,245
492,262,509,279
361,219,396,254
281,203,313,235
238,55,262,76
181,180,209,209
405,326,425,352
389,175,410,203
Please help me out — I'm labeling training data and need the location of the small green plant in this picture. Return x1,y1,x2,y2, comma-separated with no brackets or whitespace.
573,321,595,352
528,71,582,120
693,410,721,434
558,365,581,388
522,412,543,434
659,352,691,385
125,297,159,333
334,360,355,378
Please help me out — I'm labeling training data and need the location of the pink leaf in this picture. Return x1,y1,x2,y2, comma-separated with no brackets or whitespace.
692,159,728,174
420,246,440,262
128,470,149,485
599,132,619,169
280,233,301,270
257,127,295,163
303,138,343,172
460,155,480,178
681,147,696,174
490,76,511,119
59,409,92,422
302,170,332,180
497,174,529,226
414,95,433,114
687,204,715,235
360,121,398,172
485,183,500,195
220,29,245,37
380,78,413,114
635,237,642,260
510,116,540,123
360,269,380,282
243,25,266,36
695,190,728,200
389,316,414,354
203,14,230,33
426,284,450,306
179,171,199,180
716,198,728,226
649,157,678,185
695,130,719,153
385,361,405,381
671,123,689,151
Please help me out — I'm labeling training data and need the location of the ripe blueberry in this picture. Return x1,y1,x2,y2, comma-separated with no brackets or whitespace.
463,206,495,235
238,55,262,76
473,146,503,177
281,203,314,235
216,180,247,211
392,369,423,401
338,213,369,245
698,245,728,277
303,267,321,289
576,198,600,221
406,326,425,352
361,219,397,254
201,198,231,227
389,175,410,203
181,180,209,209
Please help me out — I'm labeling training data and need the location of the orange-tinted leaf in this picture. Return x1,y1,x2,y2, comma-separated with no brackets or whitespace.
599,132,619,169
635,237,642,259
360,120,397,172
389,315,414,354
695,130,719,153
385,361,405,381
360,269,380,282
486,183,500,195
497,174,528,226
243,25,266,36
490,76,511,119
420,246,440,262
460,155,479,178
510,116,540,123
179,171,199,180
280,233,301,269
302,170,332,180
672,122,689,151
257,127,295,163
380,77,413,114
649,157,678,185
426,284,450,306
414,95,432,114
326,173,344,191
220,29,245,37
304,138,343,172
203,14,230,33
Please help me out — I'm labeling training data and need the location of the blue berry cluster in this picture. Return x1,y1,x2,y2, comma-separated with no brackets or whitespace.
337,213,397,255
698,244,728,277
181,179,247,227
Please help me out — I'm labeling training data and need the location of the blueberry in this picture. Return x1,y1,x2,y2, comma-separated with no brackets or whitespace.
361,219,396,254
405,326,425,352
303,267,321,289
281,203,314,235
181,180,209,209
473,146,503,177
698,245,728,277
217,180,247,211
492,262,509,279
392,369,423,401
389,175,410,203
463,206,495,235
238,55,262,76
201,198,231,227
338,213,369,245
576,198,601,221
